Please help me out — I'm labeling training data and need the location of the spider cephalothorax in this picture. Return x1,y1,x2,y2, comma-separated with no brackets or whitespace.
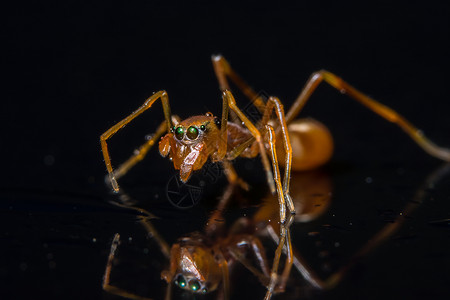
158,113,222,182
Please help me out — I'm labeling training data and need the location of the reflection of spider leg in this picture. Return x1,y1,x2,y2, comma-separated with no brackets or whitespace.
205,183,238,236
319,162,450,288
213,249,230,300
266,225,325,289
228,236,272,286
163,280,172,300
269,162,450,290
139,218,171,259
102,234,156,300
106,198,170,258
221,160,250,191
263,215,294,299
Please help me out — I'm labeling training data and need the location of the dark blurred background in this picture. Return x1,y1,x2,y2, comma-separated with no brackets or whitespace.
2,1,450,300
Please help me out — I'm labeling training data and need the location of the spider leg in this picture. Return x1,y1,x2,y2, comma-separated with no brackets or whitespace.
284,70,450,161
212,94,250,190
112,120,166,182
102,234,156,300
212,55,265,109
261,96,295,214
100,90,174,192
222,90,276,194
212,55,267,123
225,136,256,160
263,125,294,300
216,92,229,160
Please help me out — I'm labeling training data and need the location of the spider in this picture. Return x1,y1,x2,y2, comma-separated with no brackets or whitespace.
100,54,450,198
100,55,450,298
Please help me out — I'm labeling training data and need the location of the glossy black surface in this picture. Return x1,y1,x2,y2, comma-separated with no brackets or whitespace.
3,2,450,299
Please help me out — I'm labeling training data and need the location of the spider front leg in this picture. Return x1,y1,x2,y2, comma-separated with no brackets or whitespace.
112,120,167,182
100,90,174,192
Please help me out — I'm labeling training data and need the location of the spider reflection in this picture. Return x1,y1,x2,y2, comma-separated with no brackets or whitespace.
103,163,450,299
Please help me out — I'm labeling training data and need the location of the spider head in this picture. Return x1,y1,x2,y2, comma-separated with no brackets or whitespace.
159,113,221,182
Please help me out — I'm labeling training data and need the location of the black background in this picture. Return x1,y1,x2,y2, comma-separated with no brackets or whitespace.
2,1,450,300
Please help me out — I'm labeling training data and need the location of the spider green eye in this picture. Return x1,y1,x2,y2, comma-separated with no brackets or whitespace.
200,124,206,131
175,127,184,140
189,279,200,292
171,125,176,132
186,126,199,140
175,274,186,288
